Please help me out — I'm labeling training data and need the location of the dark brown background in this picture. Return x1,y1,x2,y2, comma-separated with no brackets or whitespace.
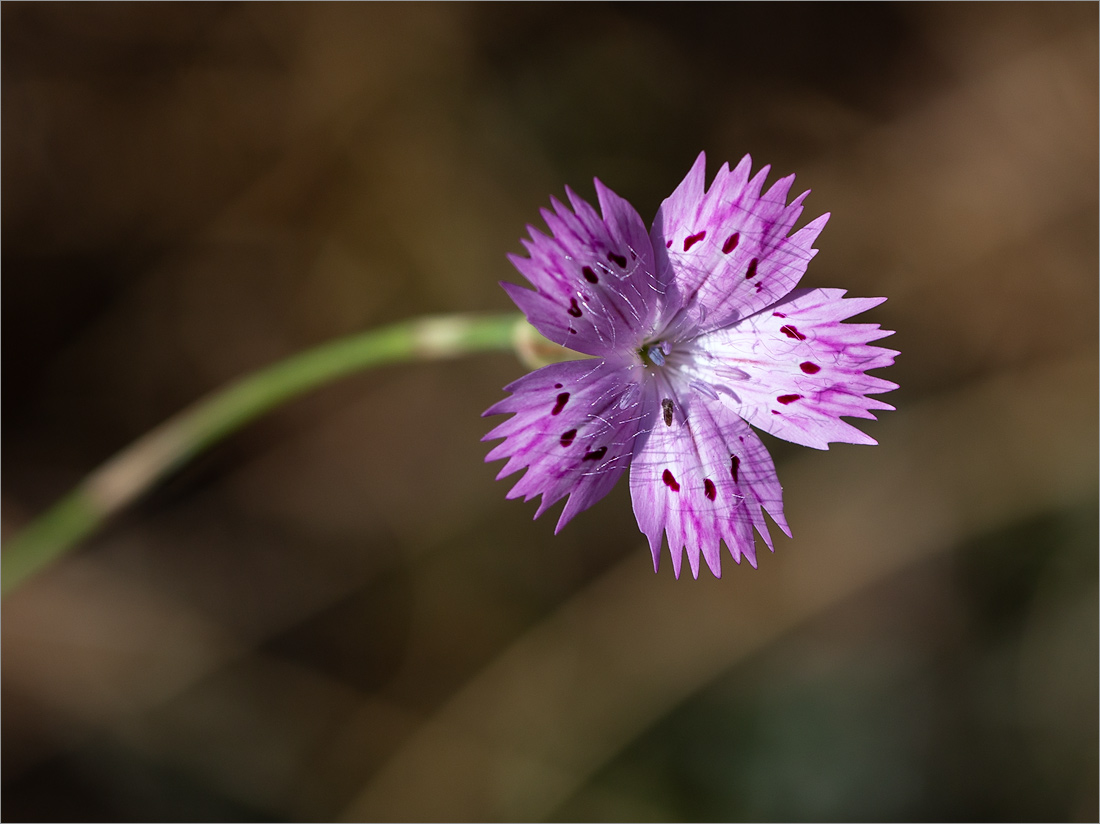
3,3,1097,821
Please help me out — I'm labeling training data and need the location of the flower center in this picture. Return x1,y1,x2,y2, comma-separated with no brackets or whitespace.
639,340,672,369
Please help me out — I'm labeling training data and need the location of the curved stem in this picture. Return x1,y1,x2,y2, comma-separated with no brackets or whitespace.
2,312,529,597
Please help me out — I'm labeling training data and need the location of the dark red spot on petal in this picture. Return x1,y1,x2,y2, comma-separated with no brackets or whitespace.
552,392,570,415
568,298,582,317
569,328,577,334
666,240,673,248
560,429,577,447
662,469,680,491
554,383,563,389
773,312,786,318
777,394,801,405
582,266,599,283
745,258,758,279
780,324,806,340
722,233,740,254
800,362,820,374
704,478,716,501
730,455,740,483
683,231,706,251
607,251,627,267
583,446,607,462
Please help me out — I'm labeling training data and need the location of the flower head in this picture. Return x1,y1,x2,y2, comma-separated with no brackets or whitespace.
483,153,897,578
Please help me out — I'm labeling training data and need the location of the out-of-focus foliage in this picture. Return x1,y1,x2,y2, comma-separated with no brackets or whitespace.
3,4,1096,821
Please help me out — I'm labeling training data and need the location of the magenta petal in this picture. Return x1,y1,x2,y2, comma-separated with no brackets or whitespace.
651,152,828,335
694,288,898,449
503,182,661,356
628,381,787,579
483,358,644,531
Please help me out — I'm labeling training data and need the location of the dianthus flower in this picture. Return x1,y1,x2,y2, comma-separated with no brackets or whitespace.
483,153,897,578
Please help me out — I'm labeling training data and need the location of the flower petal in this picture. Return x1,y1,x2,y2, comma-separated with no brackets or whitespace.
694,288,898,449
629,380,787,579
483,358,645,532
503,181,660,357
651,152,827,336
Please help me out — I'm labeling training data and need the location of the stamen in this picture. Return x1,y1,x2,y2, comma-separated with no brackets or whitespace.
689,380,719,401
661,398,674,426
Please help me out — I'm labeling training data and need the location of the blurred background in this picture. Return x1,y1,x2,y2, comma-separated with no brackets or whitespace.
2,3,1097,821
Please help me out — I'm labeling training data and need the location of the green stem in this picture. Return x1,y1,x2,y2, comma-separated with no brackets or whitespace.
3,312,529,598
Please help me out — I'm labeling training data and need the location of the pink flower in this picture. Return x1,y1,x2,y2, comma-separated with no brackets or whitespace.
483,153,897,578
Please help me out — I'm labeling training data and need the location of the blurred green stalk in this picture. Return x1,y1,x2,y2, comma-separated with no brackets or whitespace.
3,312,538,598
